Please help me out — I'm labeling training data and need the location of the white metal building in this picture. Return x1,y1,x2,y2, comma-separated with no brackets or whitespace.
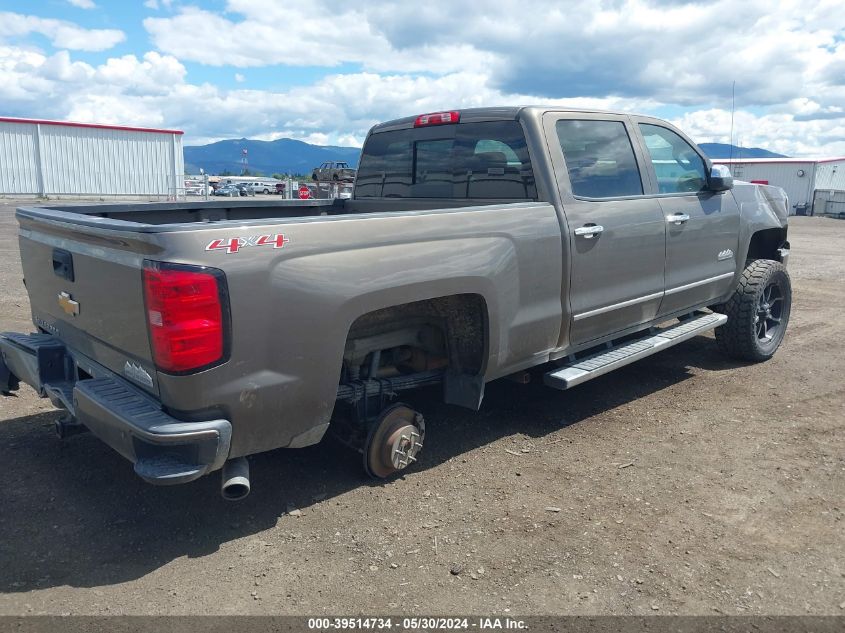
712,157,845,214
0,117,184,197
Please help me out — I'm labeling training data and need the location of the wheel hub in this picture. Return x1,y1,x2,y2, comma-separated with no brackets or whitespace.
387,422,424,470
363,405,425,479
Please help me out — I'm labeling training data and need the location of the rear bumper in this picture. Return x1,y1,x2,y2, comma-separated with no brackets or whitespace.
0,331,232,485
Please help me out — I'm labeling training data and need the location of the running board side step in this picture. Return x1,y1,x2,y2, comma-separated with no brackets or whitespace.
544,312,727,390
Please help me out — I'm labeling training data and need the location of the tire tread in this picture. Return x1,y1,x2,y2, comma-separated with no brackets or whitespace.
715,259,789,362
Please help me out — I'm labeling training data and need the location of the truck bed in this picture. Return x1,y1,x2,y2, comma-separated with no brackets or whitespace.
12,195,563,461
18,198,507,229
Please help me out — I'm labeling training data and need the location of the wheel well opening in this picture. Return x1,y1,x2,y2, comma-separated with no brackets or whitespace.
343,294,487,375
747,227,788,262
341,294,488,409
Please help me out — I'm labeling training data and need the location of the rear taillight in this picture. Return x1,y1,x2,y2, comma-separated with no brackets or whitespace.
414,111,460,127
142,261,229,374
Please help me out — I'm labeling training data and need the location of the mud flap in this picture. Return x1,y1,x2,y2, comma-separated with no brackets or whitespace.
443,369,485,410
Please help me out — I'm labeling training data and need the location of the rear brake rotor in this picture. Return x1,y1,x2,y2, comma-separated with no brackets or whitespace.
363,404,425,479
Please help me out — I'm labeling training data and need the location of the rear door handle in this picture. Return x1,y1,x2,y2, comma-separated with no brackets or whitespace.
574,224,604,239
667,213,691,225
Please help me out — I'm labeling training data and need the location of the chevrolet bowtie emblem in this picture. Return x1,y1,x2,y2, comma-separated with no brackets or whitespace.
58,291,80,317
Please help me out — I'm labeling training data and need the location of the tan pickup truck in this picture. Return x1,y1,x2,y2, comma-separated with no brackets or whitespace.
312,160,356,182
0,107,791,500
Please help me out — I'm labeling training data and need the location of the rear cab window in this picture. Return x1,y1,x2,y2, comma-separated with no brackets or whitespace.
354,121,537,200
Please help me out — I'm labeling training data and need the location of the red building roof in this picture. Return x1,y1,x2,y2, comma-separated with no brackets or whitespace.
714,157,845,165
0,116,183,135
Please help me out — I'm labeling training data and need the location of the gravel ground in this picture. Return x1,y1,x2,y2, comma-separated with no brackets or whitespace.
0,201,842,616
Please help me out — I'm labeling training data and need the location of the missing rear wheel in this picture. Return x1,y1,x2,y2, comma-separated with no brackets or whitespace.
363,404,425,479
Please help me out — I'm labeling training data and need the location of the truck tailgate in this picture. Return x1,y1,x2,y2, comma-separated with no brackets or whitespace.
17,213,158,395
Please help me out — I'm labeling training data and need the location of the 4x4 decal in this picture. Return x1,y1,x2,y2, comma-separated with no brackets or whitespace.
205,234,290,254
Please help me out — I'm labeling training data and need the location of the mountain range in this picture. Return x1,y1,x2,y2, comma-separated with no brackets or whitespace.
184,138,786,176
184,138,361,176
698,143,785,159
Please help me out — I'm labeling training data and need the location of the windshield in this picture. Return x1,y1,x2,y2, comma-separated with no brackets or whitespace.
355,121,536,200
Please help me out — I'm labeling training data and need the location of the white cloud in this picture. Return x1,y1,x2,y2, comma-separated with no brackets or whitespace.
94,51,187,96
143,4,494,74
0,37,845,155
0,42,643,147
5,41,844,156
672,108,845,158
2,1,845,156
0,46,183,124
0,11,124,51
137,0,845,154
67,0,96,9
142,0,845,110
39,49,95,83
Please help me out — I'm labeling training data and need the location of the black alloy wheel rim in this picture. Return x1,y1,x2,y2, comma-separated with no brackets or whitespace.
756,281,784,342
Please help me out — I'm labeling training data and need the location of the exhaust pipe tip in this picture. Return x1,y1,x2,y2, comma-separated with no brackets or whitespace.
221,457,250,501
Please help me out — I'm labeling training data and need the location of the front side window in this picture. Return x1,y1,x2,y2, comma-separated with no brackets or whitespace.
555,119,643,198
639,124,707,194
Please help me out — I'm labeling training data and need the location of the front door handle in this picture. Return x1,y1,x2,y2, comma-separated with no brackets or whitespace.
574,224,604,239
667,213,691,225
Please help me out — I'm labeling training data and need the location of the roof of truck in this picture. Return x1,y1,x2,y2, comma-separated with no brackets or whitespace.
369,106,648,133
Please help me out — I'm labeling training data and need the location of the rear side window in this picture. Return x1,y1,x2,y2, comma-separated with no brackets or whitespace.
639,124,707,194
355,121,536,199
555,120,643,198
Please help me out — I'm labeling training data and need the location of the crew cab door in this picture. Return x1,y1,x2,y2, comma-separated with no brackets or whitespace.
544,113,667,348
632,120,740,315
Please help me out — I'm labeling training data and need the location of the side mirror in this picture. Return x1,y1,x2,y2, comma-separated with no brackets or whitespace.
708,164,733,192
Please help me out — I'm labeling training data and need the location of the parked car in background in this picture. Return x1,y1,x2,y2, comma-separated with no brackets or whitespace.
213,184,240,197
312,161,357,182
274,182,286,195
246,181,276,194
185,179,210,196
187,184,213,196
236,183,256,197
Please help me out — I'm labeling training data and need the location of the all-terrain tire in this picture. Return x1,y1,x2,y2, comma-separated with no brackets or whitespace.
714,259,791,362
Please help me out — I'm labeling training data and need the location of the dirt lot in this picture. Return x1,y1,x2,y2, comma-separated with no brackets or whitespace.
0,201,842,616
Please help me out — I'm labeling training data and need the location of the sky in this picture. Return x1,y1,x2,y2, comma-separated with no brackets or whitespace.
0,0,844,155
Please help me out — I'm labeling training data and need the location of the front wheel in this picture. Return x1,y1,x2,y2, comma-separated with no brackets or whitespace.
714,259,792,362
